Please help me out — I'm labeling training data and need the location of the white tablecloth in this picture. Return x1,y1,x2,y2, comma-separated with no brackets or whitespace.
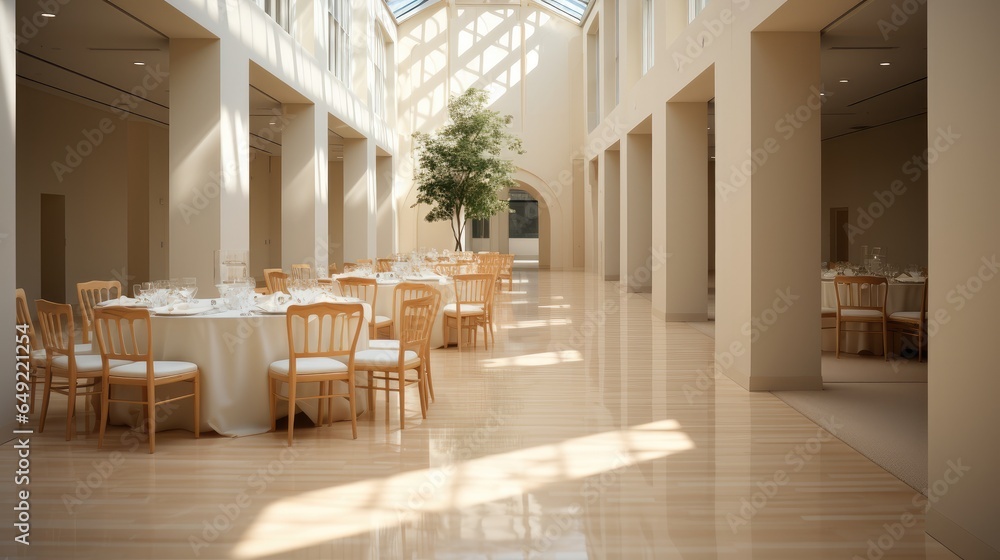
108,301,370,437
821,279,925,354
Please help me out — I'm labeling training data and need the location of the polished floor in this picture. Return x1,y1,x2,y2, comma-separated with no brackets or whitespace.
2,270,959,559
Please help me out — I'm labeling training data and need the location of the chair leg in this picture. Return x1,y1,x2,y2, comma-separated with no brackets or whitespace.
39,368,52,433
417,366,427,419
146,387,156,454
367,371,375,417
398,369,405,430
348,373,358,440
98,381,110,450
286,382,296,446
193,374,200,439
268,376,277,432
66,376,77,441
882,321,889,362
835,321,841,359
424,349,435,403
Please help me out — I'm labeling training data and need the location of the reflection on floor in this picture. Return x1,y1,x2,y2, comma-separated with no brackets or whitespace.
2,270,956,559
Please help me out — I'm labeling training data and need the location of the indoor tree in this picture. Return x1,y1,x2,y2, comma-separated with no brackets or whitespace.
412,88,525,251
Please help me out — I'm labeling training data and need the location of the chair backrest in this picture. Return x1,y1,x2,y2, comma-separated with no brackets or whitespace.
356,258,373,266
453,273,494,308
917,278,929,319
376,258,394,273
834,275,888,314
476,254,502,278
93,307,152,376
391,282,440,339
328,263,339,276
77,280,122,343
291,264,314,280
15,289,40,352
397,294,439,353
266,271,290,294
337,276,378,307
35,299,76,361
262,268,283,293
500,254,514,275
285,303,365,369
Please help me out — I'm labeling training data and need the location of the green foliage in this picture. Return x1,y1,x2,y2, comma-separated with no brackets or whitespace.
412,88,525,250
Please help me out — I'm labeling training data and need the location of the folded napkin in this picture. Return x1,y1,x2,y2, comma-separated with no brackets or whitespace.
151,302,212,315
98,296,140,307
896,272,925,282
821,270,836,279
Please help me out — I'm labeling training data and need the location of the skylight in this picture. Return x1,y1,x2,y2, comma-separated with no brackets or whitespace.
386,0,592,24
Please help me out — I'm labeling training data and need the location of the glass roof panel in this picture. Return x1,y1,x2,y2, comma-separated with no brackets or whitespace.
386,0,592,24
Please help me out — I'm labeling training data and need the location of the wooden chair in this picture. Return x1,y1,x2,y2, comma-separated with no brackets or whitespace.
35,300,127,440
369,282,443,404
834,275,889,361
267,303,365,444
443,273,494,350
92,307,201,453
337,276,392,339
15,289,47,413
889,278,928,361
341,262,358,273
266,271,290,294
497,253,515,291
328,263,339,276
433,262,461,277
355,293,439,429
376,258,394,273
291,264,314,281
77,280,121,345
262,268,283,294
356,258,373,266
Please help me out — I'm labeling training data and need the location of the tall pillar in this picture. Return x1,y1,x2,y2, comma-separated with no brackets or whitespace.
927,2,1000,557
714,32,822,391
622,132,652,292
602,148,620,280
375,155,395,257
653,101,708,321
281,103,328,272
1,0,17,436
169,39,250,295
342,137,376,261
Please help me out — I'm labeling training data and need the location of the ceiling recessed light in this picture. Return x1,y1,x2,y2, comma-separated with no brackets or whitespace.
133,61,145,66
839,79,849,83
41,12,56,18
820,92,826,96
880,62,891,66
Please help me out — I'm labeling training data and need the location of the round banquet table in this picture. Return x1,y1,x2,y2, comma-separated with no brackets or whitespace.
107,301,370,437
821,278,926,355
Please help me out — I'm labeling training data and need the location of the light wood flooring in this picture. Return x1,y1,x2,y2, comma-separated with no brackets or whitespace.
1,270,959,559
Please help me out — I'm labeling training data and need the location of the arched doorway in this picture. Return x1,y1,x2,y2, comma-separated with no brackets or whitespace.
466,180,551,269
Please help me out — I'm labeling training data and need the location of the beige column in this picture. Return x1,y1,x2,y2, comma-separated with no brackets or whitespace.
927,2,1000,557
622,131,652,292
714,31,822,391
1,0,17,434
281,103,328,272
169,39,250,296
653,102,708,321
375,155,395,257
342,138,376,261
328,160,345,268
602,148,621,280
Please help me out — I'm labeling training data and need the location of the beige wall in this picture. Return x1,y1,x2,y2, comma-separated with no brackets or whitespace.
822,115,928,269
1,0,16,438
395,2,583,266
927,1,1000,557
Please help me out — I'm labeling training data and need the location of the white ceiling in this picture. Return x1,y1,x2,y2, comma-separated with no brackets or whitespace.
16,0,925,156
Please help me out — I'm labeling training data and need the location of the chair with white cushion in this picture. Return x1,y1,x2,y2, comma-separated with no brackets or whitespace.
93,306,200,453
337,276,392,339
268,303,365,444
16,289,47,413
889,278,928,361
35,300,126,440
443,273,494,350
354,293,439,429
834,275,889,361
77,280,121,346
